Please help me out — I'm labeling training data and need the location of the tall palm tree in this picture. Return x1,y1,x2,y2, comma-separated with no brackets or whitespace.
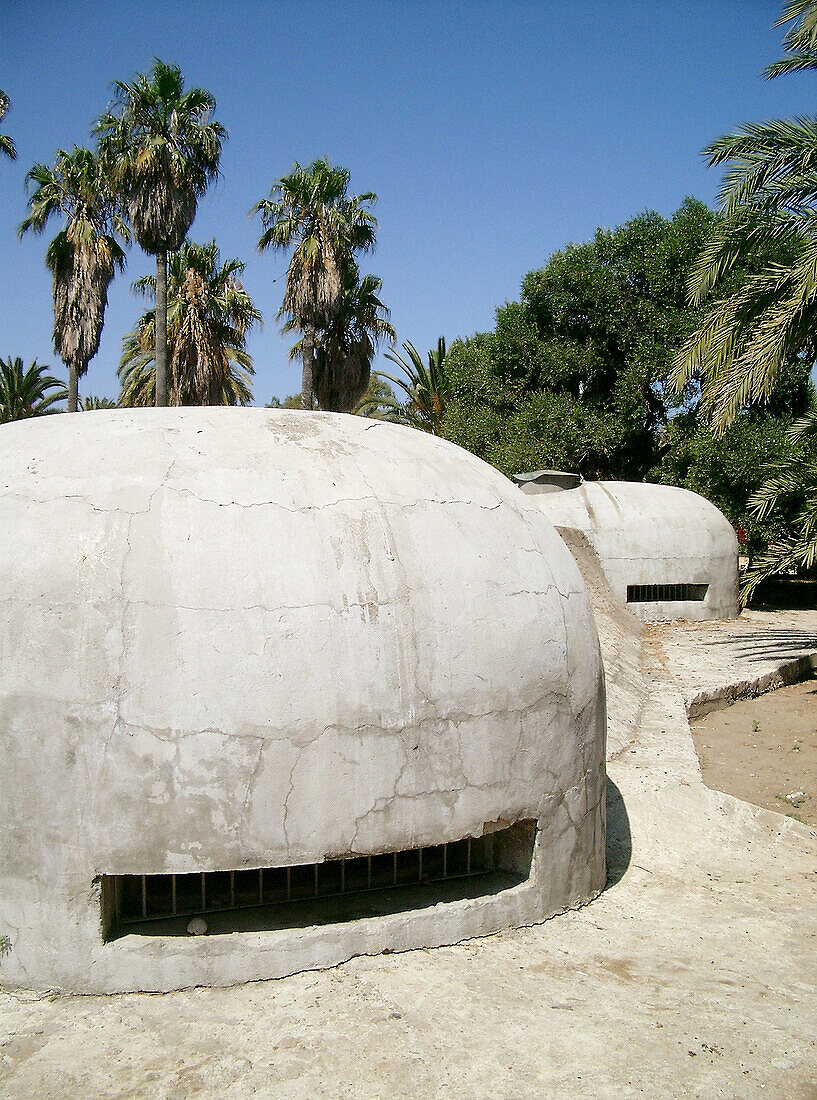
285,269,393,411
0,89,16,160
672,0,817,428
118,240,260,407
358,338,451,434
252,159,377,410
96,59,226,407
0,357,66,422
19,146,128,412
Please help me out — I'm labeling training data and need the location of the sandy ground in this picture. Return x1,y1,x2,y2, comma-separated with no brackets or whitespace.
1,606,816,1099
692,675,817,827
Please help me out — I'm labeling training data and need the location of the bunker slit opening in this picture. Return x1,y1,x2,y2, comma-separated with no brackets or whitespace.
626,582,709,604
100,820,536,940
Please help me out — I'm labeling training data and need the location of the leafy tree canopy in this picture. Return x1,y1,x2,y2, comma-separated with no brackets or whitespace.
442,198,813,483
648,396,813,558
443,200,722,478
266,392,315,409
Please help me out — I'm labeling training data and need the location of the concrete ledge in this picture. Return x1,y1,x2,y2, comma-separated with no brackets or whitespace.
686,651,817,719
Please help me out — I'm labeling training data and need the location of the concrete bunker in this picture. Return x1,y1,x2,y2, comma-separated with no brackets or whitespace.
516,473,739,622
0,410,606,993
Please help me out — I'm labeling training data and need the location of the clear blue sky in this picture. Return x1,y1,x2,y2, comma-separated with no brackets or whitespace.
0,0,810,404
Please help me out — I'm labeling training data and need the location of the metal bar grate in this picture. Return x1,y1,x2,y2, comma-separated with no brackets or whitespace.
107,822,534,930
626,583,708,604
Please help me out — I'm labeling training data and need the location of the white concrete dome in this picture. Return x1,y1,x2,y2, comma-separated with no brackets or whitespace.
519,479,740,621
0,409,605,992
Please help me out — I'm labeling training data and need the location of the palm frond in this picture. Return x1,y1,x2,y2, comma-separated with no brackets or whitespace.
0,88,15,160
0,357,67,421
765,1,817,78
358,338,450,433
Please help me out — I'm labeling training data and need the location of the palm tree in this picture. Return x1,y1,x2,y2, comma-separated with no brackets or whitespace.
672,0,817,428
0,357,66,422
358,338,451,434
252,159,377,410
97,59,226,407
353,375,401,422
743,410,817,597
81,395,117,410
0,89,16,160
19,146,128,412
118,240,260,407
764,0,817,77
285,269,394,411
672,0,817,586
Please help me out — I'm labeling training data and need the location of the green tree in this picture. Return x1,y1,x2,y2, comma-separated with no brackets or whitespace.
0,89,16,161
0,357,66,422
266,392,314,410
118,240,260,407
354,373,398,420
359,338,451,434
744,410,817,594
97,59,226,407
81,395,117,410
444,200,718,478
19,146,128,412
648,404,809,560
252,159,377,410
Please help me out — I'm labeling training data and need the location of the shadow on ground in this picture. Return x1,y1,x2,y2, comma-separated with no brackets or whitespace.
605,777,631,888
702,628,817,661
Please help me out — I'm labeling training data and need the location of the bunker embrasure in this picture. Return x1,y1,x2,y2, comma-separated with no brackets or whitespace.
0,409,605,992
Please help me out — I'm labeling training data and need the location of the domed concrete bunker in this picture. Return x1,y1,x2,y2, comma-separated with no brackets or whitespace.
517,475,740,622
0,410,606,993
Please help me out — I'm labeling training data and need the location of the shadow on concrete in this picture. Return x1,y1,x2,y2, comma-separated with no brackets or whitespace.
701,628,817,663
605,777,631,889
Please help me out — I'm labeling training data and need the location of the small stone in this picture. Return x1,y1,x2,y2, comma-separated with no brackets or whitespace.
187,917,208,936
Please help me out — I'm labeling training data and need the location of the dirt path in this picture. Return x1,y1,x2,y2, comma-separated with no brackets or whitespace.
692,674,817,827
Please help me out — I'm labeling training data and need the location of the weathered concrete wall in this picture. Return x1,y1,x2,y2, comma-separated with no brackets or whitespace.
519,481,739,621
556,529,647,758
0,409,605,993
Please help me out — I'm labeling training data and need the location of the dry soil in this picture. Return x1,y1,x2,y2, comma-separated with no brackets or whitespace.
692,674,817,827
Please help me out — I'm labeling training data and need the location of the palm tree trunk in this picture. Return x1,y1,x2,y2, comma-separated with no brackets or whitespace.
301,324,315,410
67,363,78,413
155,249,168,407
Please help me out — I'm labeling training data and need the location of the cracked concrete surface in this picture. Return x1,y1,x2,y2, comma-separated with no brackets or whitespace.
0,553,815,1095
2,409,815,1094
0,408,605,993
